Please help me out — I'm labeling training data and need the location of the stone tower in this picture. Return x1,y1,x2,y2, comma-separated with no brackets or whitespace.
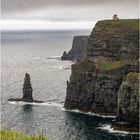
113,14,119,20
22,73,33,102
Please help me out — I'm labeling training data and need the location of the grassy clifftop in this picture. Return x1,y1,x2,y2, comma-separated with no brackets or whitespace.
94,19,139,32
0,129,48,140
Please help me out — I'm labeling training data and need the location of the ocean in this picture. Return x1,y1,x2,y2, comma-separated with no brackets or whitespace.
1,30,139,140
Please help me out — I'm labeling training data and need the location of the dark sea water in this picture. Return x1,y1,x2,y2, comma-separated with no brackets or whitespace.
1,30,139,140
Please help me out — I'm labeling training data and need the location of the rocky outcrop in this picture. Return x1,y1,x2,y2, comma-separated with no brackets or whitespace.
112,72,139,132
8,73,43,103
64,19,139,118
61,36,89,60
22,73,33,102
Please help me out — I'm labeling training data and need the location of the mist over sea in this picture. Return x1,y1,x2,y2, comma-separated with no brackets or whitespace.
1,30,139,140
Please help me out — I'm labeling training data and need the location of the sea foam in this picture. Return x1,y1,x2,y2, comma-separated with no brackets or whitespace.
8,101,64,108
98,124,139,135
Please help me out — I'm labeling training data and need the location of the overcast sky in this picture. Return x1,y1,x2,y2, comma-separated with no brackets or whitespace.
1,0,139,30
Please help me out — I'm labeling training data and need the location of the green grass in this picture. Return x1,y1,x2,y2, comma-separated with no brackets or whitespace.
72,57,95,74
72,58,125,75
95,60,124,70
0,129,48,140
94,19,139,32
126,72,139,81
126,72,139,96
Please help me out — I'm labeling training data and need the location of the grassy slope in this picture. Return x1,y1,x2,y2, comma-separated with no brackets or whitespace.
126,72,139,84
0,129,48,140
73,59,125,74
95,60,124,70
94,19,139,31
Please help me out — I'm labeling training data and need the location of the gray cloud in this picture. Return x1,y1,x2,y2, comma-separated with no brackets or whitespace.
2,0,138,12
2,0,139,20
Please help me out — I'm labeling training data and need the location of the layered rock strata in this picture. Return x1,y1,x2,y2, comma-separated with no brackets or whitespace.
65,72,122,115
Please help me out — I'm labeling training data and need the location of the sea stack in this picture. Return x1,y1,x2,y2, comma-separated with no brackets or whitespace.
8,73,44,103
22,73,33,102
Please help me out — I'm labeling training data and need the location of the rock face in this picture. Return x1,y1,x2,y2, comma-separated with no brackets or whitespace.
65,72,122,114
61,36,89,60
8,73,43,103
64,19,139,119
22,73,33,102
112,72,139,131
118,72,139,124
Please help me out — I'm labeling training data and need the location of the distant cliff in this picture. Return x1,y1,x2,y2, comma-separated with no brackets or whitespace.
61,36,89,60
64,19,139,121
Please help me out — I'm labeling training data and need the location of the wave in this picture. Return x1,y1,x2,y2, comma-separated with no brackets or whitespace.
32,57,44,60
8,101,116,119
49,66,71,70
45,56,61,60
50,66,64,70
98,124,139,135
32,56,61,60
8,101,64,108
64,109,116,118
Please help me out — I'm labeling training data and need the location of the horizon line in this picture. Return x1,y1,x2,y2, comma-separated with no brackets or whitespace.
1,19,97,31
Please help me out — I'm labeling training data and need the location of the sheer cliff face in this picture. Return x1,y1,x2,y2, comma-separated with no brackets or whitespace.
61,36,89,60
65,73,122,114
117,72,139,124
64,19,139,115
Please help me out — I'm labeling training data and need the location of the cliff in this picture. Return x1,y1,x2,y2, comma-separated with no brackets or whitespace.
61,36,89,60
112,72,139,131
64,19,139,118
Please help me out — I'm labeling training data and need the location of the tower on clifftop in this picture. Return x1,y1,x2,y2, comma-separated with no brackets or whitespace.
113,14,119,20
